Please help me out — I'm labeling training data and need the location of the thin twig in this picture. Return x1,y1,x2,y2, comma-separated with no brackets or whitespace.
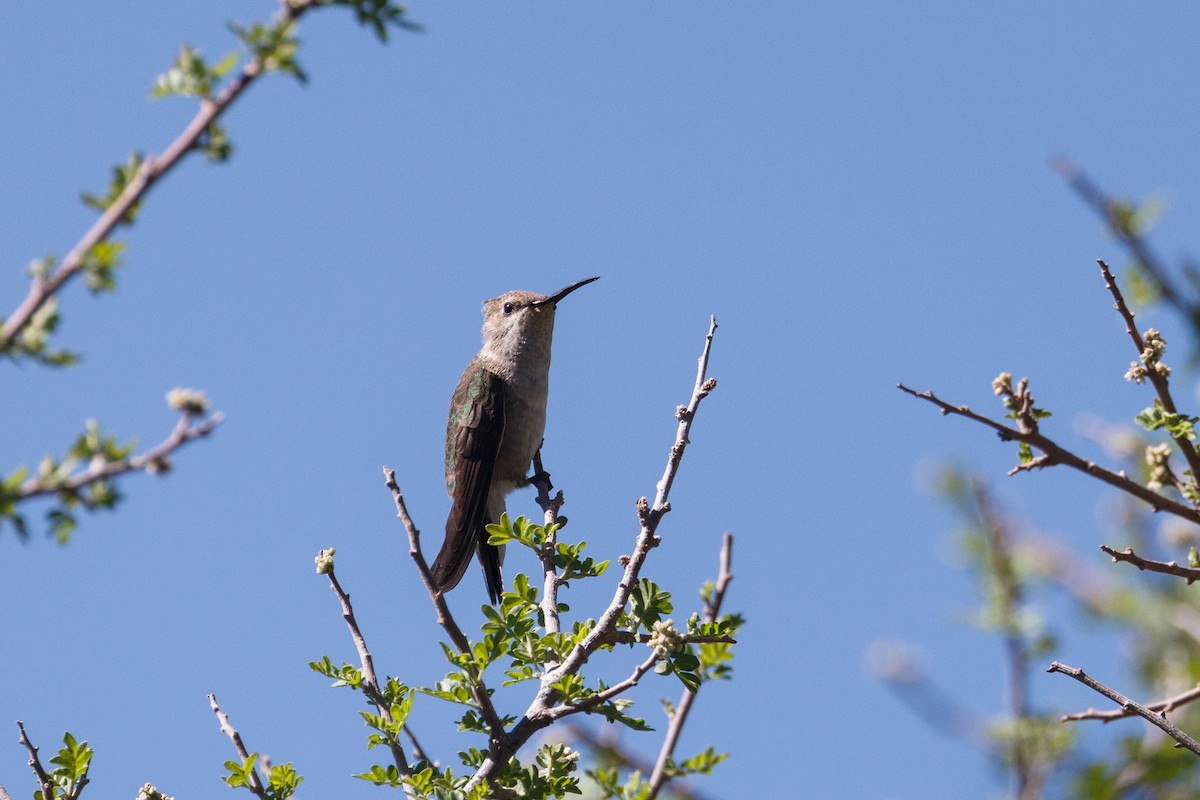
323,565,416,791
16,411,223,502
1100,544,1200,584
208,694,267,799
382,467,507,737
464,316,720,793
1063,682,1200,723
647,533,734,799
897,383,1200,526
16,722,53,800
542,652,662,723
1047,661,1200,755
1096,259,1200,481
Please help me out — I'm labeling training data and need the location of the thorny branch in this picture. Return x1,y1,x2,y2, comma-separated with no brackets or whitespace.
1063,681,1200,723
17,722,56,800
1100,544,1200,584
1048,661,1200,756
897,383,1200,526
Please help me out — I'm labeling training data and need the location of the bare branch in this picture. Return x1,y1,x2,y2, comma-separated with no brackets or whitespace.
1100,544,1200,584
208,693,267,799
897,383,1200,526
16,722,54,800
1047,661,1200,755
1063,682,1200,723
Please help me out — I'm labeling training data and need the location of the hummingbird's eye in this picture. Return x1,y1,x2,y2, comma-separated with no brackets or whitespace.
503,302,514,315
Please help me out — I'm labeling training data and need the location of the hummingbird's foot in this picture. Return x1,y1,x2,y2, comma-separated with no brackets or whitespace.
525,445,554,491
520,466,553,492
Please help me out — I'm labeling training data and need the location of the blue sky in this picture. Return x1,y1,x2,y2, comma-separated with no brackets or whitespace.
4,3,1200,798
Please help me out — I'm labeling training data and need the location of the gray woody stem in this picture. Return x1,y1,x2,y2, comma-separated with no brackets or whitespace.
16,722,55,800
1048,662,1200,756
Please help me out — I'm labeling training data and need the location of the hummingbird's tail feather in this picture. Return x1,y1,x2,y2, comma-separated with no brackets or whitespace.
479,541,504,605
431,519,476,593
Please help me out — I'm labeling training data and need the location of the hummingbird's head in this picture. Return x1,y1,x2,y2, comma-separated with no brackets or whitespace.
479,277,599,366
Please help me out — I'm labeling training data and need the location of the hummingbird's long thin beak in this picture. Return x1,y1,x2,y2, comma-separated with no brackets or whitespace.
534,275,600,306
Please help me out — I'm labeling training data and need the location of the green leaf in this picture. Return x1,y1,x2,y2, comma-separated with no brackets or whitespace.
81,152,144,224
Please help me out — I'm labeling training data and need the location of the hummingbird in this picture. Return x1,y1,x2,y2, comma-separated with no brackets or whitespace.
432,276,600,603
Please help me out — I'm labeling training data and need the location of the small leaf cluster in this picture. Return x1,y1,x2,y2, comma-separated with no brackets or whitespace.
152,44,239,100
80,152,144,226
222,753,303,800
41,732,92,800
495,742,582,798
310,657,416,753
1,291,77,366
317,0,423,41
488,514,610,600
1136,401,1199,442
230,18,307,82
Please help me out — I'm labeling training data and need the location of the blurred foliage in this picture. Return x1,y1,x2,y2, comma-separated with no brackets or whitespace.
904,186,1200,797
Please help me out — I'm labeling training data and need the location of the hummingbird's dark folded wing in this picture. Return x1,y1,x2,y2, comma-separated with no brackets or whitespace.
433,366,506,596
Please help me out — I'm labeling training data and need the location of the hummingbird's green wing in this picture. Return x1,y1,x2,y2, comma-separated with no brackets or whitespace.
433,365,506,599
